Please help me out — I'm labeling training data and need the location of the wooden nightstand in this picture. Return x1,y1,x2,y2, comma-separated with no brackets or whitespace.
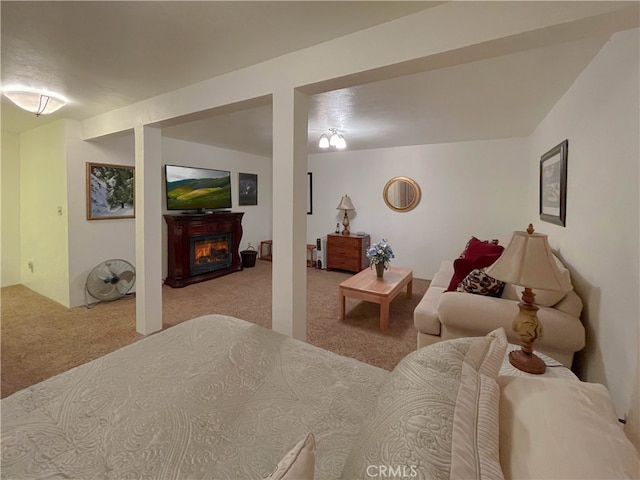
326,233,370,273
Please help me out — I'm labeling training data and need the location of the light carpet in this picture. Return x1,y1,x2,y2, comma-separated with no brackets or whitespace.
1,261,428,398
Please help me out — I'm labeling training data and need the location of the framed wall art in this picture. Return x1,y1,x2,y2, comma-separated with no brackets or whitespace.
238,173,258,206
86,163,135,220
539,139,568,227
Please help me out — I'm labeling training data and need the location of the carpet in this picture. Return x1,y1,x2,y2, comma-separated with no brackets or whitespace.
1,261,428,398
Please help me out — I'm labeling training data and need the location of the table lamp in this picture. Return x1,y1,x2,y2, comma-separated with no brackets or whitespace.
336,195,355,235
485,224,572,374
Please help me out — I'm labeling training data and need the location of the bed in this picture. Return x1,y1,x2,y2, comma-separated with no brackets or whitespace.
1,314,638,479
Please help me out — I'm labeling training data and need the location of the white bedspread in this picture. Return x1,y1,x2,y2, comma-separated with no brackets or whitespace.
1,315,388,479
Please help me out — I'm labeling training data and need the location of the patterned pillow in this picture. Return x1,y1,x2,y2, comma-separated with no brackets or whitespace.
457,268,505,297
447,255,503,292
340,329,507,480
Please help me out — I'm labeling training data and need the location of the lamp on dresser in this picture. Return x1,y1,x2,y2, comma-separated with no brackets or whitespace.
485,224,572,374
336,195,355,235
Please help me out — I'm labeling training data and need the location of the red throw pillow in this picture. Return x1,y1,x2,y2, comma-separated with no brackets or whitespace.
460,237,503,261
446,253,503,292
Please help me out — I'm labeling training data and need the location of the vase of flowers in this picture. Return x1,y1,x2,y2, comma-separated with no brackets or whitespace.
366,239,394,278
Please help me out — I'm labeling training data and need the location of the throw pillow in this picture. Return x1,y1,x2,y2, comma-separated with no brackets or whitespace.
457,268,506,297
340,328,507,480
265,432,315,480
447,253,503,292
459,236,503,261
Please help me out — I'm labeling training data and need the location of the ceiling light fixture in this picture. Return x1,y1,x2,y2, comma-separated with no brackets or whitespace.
319,128,346,149
2,85,68,116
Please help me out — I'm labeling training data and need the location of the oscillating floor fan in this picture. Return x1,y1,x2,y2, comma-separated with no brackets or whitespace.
85,259,136,308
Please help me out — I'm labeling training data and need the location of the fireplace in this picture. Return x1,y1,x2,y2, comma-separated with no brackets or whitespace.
191,234,232,276
164,212,244,287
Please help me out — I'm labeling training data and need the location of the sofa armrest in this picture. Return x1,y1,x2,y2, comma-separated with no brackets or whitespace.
438,292,585,355
430,260,454,289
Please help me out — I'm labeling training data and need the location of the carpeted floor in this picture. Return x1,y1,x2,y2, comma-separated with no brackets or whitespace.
1,261,428,398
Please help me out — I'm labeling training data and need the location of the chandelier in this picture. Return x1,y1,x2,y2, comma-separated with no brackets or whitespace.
319,128,346,149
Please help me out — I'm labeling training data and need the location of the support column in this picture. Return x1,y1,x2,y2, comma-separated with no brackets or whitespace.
134,125,163,335
271,88,309,340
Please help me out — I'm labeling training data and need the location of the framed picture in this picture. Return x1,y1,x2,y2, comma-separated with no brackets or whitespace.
539,139,568,227
307,172,313,215
238,173,258,206
86,163,135,220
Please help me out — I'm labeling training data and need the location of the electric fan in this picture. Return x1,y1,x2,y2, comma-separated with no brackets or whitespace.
85,259,136,308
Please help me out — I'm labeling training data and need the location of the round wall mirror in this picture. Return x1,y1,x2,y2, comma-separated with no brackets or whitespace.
383,176,421,212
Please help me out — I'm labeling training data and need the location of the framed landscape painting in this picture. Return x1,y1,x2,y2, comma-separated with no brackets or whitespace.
539,139,568,227
86,163,135,220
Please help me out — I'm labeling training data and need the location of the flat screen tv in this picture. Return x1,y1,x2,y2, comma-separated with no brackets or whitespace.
165,164,232,212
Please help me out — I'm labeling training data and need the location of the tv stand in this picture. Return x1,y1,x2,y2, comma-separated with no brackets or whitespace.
182,209,231,215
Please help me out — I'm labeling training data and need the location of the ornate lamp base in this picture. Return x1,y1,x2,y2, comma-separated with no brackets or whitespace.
510,288,546,375
509,349,546,374
342,211,350,236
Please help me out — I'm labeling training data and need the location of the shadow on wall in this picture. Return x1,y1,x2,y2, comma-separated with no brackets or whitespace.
566,263,601,382
563,256,639,453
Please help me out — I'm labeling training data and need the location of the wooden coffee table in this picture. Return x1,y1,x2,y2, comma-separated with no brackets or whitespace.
338,266,413,330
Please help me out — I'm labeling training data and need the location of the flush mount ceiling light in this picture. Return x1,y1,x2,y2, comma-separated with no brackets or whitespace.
319,128,346,149
2,85,68,116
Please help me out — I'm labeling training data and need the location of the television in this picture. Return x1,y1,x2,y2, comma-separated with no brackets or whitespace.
165,164,232,212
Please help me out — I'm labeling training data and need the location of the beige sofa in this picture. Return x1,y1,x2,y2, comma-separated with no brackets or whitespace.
414,259,586,367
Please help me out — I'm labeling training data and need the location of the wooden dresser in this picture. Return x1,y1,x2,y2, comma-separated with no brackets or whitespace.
326,233,370,273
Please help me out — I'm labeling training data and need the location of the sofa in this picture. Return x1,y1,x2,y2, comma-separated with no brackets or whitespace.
414,237,586,368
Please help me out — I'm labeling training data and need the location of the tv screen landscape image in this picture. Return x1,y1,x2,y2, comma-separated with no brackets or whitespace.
165,165,232,211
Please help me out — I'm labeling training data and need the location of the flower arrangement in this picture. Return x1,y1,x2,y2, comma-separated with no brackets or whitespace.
366,238,395,269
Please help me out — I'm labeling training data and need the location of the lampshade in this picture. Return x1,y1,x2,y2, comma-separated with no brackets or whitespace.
2,86,68,116
486,228,572,292
336,194,355,211
318,134,330,148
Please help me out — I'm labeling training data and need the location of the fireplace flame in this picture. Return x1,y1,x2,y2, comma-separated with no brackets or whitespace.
194,238,229,264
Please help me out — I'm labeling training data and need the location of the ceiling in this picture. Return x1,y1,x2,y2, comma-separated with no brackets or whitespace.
2,2,638,157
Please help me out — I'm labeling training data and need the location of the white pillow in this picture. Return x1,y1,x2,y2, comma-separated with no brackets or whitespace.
498,376,640,479
265,432,315,480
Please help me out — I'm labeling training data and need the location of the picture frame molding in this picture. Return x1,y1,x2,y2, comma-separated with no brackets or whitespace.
86,162,135,220
539,139,568,227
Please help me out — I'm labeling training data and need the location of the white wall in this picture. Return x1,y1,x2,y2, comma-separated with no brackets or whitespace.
527,28,639,417
19,121,70,305
308,138,528,279
66,123,136,307
66,132,273,305
1,131,21,286
7,125,270,306
161,138,273,278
